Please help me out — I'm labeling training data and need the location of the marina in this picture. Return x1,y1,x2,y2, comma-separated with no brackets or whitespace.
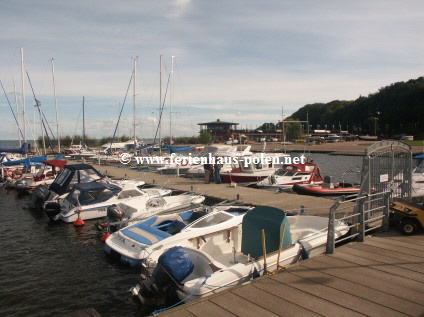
1,1,424,315
0,140,423,316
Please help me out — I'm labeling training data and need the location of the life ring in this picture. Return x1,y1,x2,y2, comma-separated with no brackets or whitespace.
180,159,189,167
6,169,23,180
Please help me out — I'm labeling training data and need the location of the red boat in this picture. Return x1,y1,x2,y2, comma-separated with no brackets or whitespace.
292,181,360,196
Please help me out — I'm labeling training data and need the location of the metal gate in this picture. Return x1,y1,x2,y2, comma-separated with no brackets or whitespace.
326,141,412,254
359,140,412,199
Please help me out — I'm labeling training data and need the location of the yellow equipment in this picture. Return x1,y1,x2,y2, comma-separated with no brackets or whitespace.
390,199,424,235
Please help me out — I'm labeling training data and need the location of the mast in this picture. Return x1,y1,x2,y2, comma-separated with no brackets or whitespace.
13,75,21,147
20,47,26,146
51,58,60,153
82,96,85,145
159,54,162,155
39,107,46,154
133,56,138,151
282,106,286,153
169,56,174,145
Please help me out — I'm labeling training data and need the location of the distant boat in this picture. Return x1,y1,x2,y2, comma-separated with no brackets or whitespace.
358,135,378,141
256,162,324,189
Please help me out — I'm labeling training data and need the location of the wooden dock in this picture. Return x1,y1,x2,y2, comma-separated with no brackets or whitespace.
160,231,424,317
92,163,335,216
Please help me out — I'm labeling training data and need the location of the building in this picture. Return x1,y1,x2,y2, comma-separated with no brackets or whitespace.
198,119,239,142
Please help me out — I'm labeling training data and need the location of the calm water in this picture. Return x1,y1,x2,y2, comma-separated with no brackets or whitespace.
0,153,363,316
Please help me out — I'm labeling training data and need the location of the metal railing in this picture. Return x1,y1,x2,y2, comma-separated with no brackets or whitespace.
326,191,391,254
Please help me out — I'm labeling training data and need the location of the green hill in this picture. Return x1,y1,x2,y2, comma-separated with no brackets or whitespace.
290,76,424,138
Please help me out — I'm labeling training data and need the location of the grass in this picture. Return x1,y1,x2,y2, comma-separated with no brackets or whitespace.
404,140,424,146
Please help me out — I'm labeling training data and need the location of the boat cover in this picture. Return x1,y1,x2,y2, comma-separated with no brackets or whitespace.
157,246,194,283
68,182,121,205
169,146,194,154
0,143,28,155
2,155,48,167
49,164,104,195
241,206,292,258
121,210,195,245
42,160,68,169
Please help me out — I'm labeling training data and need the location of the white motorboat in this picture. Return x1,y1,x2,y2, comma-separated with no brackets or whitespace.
45,182,172,223
100,193,207,231
104,205,253,266
131,206,349,304
220,153,291,183
185,145,253,178
15,159,67,194
30,163,145,209
256,163,324,189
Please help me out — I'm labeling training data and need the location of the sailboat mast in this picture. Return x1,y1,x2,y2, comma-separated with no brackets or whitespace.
40,108,46,154
82,96,85,145
159,54,163,155
169,55,174,145
13,75,21,147
20,47,26,145
282,106,286,153
133,56,137,151
51,58,60,153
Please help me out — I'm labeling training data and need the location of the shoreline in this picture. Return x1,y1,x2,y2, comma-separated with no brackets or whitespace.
249,140,424,156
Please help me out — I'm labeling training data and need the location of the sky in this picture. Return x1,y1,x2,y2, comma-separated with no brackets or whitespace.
1,0,423,141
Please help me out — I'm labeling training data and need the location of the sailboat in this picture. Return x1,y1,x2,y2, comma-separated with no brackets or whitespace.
67,97,96,159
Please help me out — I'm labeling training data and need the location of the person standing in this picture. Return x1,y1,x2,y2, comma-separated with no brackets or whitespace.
204,163,212,184
213,163,222,184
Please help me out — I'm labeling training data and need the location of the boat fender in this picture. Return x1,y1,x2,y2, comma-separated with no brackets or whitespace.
298,240,309,260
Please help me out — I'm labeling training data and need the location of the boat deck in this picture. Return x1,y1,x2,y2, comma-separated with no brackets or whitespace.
160,231,424,317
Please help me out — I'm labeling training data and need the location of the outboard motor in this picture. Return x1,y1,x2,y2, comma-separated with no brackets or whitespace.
15,179,28,195
105,204,125,232
133,246,194,306
45,202,62,221
30,185,51,209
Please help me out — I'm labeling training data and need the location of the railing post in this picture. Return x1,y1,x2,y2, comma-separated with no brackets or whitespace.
358,196,366,242
326,201,339,254
382,191,391,232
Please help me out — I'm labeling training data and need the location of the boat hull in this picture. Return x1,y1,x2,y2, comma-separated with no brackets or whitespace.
293,184,360,196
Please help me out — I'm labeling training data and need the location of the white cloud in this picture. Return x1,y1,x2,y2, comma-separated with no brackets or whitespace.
1,0,423,140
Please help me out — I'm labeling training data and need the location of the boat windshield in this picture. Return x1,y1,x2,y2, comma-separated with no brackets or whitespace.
190,212,232,228
414,159,424,173
67,188,114,206
54,169,72,186
275,170,296,177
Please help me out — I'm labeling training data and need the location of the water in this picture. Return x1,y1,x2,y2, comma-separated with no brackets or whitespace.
0,153,363,316
0,190,142,317
301,153,363,183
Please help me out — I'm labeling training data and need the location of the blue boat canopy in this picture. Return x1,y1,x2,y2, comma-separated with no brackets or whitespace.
0,143,28,155
2,155,48,167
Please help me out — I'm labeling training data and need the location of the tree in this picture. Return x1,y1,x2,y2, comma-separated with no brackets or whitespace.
199,131,212,144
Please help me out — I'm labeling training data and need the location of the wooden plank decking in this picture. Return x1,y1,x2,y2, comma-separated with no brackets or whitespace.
160,231,424,317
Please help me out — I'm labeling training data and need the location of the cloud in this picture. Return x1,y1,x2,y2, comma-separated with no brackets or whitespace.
1,0,423,140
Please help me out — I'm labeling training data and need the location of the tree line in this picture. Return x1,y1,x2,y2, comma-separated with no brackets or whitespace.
289,76,424,138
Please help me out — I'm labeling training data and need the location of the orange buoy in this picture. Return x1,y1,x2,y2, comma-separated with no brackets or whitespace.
73,210,85,227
